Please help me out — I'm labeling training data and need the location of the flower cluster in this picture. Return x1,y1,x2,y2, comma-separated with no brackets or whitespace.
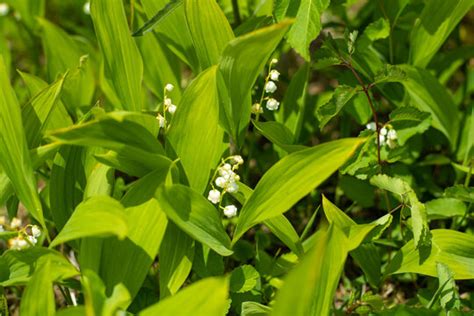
366,122,398,149
0,216,42,250
156,83,176,130
0,3,9,16
252,58,280,116
207,155,244,218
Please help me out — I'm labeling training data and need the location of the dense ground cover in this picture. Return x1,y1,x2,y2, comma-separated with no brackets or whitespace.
0,0,473,315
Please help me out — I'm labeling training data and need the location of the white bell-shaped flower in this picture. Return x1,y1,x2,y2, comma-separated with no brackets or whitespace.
270,70,280,81
207,189,221,204
264,81,277,93
165,83,174,92
266,98,280,111
223,205,238,218
168,104,177,114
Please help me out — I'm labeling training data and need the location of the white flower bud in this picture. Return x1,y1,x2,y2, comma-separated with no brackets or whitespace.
83,2,90,15
226,182,239,193
164,97,172,107
387,129,397,141
207,189,221,204
269,70,280,81
223,205,238,218
387,138,397,149
9,237,28,250
251,103,263,114
378,134,386,145
165,83,174,92
232,155,244,165
0,225,4,232
380,127,388,136
11,217,21,229
222,163,232,171
0,3,9,16
156,114,166,128
266,98,280,111
31,225,41,238
168,104,177,114
27,235,37,245
271,58,278,64
366,122,376,131
215,177,226,188
264,81,277,94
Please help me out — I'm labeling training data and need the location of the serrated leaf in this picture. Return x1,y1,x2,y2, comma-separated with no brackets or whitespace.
425,198,466,220
316,85,358,129
363,18,390,41
286,0,330,60
373,64,407,85
389,107,431,145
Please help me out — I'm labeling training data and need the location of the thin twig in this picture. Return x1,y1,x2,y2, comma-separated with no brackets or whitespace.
343,61,382,166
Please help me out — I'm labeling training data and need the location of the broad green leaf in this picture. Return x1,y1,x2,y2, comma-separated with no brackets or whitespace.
426,198,467,220
386,229,474,279
135,15,181,101
168,66,224,194
50,196,128,248
351,243,382,288
5,0,44,30
21,74,66,148
229,265,260,293
133,0,184,36
103,284,131,316
140,0,199,71
49,146,86,231
0,56,45,228
286,0,330,60
19,260,55,316
410,0,474,68
252,120,307,153
48,112,170,171
38,18,95,109
388,107,431,145
272,225,348,316
275,62,310,140
156,185,233,256
185,0,234,70
140,277,229,316
91,0,143,111
316,85,358,129
98,168,170,300
0,248,78,287
321,196,391,250
396,65,459,146
444,185,474,203
369,174,412,197
242,302,272,316
233,138,364,243
232,182,304,256
218,20,293,140
373,64,407,85
18,71,73,132
159,222,194,298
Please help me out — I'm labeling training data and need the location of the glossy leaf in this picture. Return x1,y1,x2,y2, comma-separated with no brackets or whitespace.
156,184,233,256
233,138,364,242
168,66,224,194
272,225,348,316
316,85,358,129
91,0,143,111
50,196,128,248
410,0,474,68
253,120,307,153
19,260,55,316
218,20,293,139
140,277,229,316
184,0,234,70
0,56,45,228
386,229,474,279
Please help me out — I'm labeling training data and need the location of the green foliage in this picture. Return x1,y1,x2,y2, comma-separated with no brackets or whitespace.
0,0,472,314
